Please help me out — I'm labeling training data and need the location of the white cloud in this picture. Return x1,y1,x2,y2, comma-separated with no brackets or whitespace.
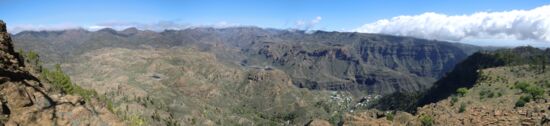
89,21,191,31
312,16,322,24
8,20,245,33
88,20,243,32
295,16,323,30
7,23,82,33
354,5,550,43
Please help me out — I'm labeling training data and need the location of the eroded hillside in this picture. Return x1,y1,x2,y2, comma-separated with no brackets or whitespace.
61,47,354,125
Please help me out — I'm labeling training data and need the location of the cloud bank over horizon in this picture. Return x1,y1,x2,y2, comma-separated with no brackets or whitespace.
294,16,323,30
354,5,550,43
8,23,82,34
6,21,244,34
7,16,326,34
87,21,191,31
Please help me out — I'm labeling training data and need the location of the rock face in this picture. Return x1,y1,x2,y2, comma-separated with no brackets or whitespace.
0,20,122,125
305,119,331,126
0,21,24,73
309,109,420,126
242,34,476,94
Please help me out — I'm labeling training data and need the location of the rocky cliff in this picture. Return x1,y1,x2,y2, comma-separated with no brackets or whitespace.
0,20,122,125
242,32,479,95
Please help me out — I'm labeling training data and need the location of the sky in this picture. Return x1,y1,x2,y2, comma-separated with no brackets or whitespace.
1,0,549,47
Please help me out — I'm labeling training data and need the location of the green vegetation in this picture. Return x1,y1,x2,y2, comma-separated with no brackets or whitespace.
18,49,99,101
492,46,549,70
190,118,196,125
542,80,550,88
328,112,343,125
521,95,533,102
515,98,527,107
458,103,466,113
19,49,118,113
419,114,434,126
386,112,394,121
526,86,544,99
41,64,98,101
19,49,40,66
479,89,495,100
126,114,147,126
516,94,537,108
511,81,547,108
450,96,458,106
456,87,468,97
514,82,530,92
530,54,548,73
99,95,115,112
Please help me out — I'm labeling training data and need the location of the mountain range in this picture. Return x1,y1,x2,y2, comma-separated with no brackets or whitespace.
7,21,549,125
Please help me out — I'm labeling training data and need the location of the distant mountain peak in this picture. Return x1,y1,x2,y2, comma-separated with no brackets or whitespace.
97,27,118,33
120,27,139,35
122,27,138,32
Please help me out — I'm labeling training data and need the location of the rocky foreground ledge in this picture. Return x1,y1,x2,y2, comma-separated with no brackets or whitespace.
0,20,122,125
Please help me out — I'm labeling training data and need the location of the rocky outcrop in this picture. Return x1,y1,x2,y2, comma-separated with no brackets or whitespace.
305,119,331,126
0,21,24,73
416,100,550,126
0,20,122,125
414,65,550,126
306,109,419,126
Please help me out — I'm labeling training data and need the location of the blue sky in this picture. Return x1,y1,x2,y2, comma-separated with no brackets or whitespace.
0,0,547,30
1,0,550,46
